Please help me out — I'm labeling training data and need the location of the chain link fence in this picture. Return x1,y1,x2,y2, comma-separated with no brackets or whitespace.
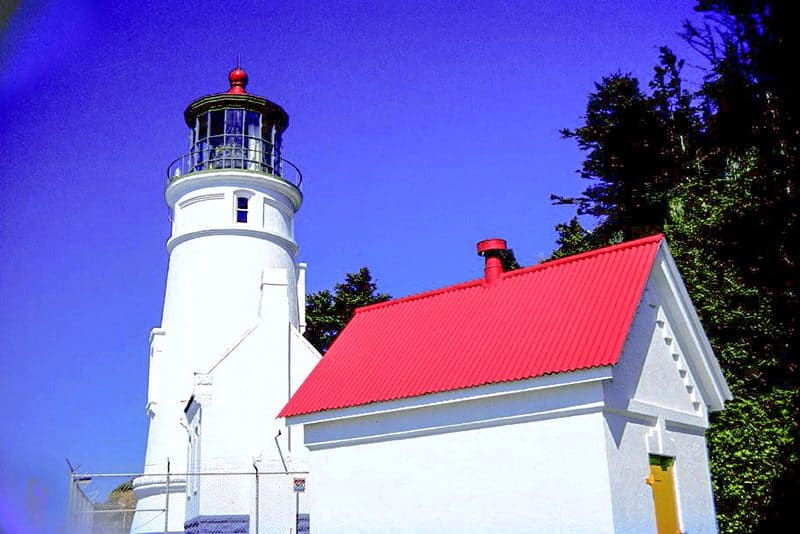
67,469,310,534
68,473,136,534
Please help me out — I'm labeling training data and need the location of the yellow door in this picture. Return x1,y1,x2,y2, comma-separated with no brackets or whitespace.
645,456,681,534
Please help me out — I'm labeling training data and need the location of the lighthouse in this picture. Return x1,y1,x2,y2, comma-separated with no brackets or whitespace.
131,67,320,533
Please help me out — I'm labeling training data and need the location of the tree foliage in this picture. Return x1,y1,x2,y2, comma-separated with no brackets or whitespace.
553,1,799,530
498,248,522,271
106,479,135,508
304,267,391,354
553,48,700,242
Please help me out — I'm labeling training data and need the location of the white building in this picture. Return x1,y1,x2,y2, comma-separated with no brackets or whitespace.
131,67,320,534
281,235,732,533
127,66,730,534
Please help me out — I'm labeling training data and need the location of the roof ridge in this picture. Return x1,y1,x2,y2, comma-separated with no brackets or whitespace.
355,234,664,315
501,233,664,280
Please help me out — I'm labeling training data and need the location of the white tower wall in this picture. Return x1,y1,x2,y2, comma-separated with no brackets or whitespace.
162,173,301,373
131,168,304,533
130,68,321,533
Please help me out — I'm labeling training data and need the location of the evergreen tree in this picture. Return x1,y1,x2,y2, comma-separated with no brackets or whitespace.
552,2,799,530
498,248,522,271
551,218,592,259
552,49,700,243
304,267,391,354
679,7,800,526
666,157,799,531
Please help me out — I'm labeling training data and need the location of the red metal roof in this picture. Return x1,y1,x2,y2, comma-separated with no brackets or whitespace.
280,234,664,418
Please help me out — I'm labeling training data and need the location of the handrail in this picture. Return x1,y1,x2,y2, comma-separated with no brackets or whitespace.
166,134,302,189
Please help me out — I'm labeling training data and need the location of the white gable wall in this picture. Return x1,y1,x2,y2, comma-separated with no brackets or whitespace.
602,255,719,533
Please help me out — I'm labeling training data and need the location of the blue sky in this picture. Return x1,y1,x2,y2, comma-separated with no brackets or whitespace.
0,0,707,530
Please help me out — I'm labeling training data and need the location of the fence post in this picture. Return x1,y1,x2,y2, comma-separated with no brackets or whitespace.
164,458,170,534
253,461,260,534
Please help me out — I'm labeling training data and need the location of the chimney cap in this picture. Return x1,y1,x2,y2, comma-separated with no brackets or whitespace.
477,238,507,256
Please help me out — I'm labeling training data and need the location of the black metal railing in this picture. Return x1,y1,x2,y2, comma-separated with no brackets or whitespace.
166,135,302,189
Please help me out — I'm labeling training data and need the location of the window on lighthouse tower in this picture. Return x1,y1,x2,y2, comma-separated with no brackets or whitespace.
236,195,249,223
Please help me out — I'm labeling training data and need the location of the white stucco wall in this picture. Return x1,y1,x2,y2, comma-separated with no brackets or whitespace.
309,413,613,533
182,268,320,531
603,413,717,534
186,319,320,472
295,373,617,533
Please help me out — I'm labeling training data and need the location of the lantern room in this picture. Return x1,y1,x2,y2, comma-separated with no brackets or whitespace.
167,66,301,188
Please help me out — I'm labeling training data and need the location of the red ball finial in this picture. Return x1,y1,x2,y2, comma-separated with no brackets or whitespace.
228,66,248,94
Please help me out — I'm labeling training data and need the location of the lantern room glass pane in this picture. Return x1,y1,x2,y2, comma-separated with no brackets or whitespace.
274,131,282,159
194,140,206,171
191,113,209,171
245,111,261,170
226,109,243,146
196,114,208,142
209,110,224,138
225,109,244,168
262,124,275,173
245,111,260,137
209,110,225,168
272,126,283,175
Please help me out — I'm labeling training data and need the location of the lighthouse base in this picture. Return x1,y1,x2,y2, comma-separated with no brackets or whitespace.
130,474,187,534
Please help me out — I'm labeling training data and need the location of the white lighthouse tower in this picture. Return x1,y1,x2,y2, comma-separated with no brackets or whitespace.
131,67,320,533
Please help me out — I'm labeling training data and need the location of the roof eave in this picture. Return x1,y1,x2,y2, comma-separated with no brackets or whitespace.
282,365,614,425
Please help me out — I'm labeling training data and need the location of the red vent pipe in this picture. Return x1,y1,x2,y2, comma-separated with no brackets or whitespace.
476,238,507,284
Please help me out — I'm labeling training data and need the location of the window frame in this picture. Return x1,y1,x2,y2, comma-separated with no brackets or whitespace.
234,190,254,224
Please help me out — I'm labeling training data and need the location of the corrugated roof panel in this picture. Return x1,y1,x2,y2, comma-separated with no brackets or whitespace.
280,234,663,417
